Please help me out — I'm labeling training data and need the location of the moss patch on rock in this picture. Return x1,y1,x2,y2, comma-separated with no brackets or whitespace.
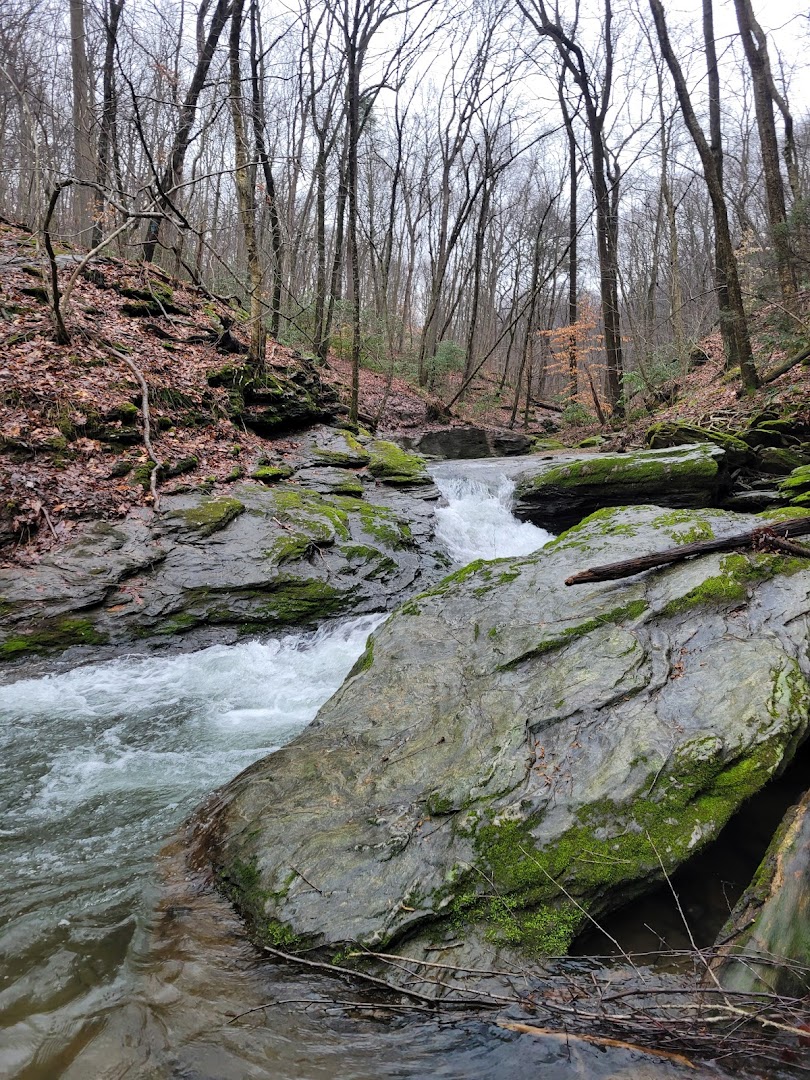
171,497,245,536
1,616,107,656
367,441,428,485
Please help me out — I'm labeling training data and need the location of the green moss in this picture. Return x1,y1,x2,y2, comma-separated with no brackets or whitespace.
524,446,719,498
251,465,294,484
348,636,374,677
270,489,351,542
255,578,345,624
446,726,796,954
532,438,566,450
498,600,649,670
1,617,107,657
332,496,413,548
649,509,716,544
154,612,199,635
312,433,370,466
659,552,797,618
174,497,245,536
425,792,457,816
549,506,644,549
267,535,315,563
131,460,158,489
757,506,810,522
328,476,365,497
217,857,306,953
367,440,428,484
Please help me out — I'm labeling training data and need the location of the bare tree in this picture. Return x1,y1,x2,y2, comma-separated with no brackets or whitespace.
516,0,625,417
649,0,759,393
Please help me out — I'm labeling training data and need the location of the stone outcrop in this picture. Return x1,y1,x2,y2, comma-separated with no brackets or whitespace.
715,788,810,997
196,505,810,971
512,444,726,530
400,426,533,459
0,479,448,668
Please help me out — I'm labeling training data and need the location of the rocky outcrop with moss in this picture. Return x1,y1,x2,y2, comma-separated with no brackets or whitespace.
0,479,449,665
512,444,726,529
714,787,810,997
197,504,810,972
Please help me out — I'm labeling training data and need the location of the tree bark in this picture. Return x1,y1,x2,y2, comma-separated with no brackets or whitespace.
565,518,810,586
228,0,265,371
141,0,231,263
649,0,759,393
733,0,796,301
69,0,95,247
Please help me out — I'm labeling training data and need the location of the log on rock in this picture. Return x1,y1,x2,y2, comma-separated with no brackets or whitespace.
565,517,810,586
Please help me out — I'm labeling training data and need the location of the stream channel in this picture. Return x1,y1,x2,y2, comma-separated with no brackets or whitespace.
0,461,798,1079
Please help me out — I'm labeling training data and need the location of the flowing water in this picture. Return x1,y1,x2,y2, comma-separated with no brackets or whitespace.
0,472,730,1078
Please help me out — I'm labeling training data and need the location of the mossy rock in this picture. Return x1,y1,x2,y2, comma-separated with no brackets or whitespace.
645,421,751,467
514,444,724,529
251,465,294,485
367,441,429,485
168,497,245,536
779,464,810,499
203,504,810,969
1,616,107,657
754,446,809,476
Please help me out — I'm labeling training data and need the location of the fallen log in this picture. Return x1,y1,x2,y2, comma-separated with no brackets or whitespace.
565,517,810,586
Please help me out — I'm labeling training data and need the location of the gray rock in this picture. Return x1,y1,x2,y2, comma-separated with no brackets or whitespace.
715,788,810,996
513,444,726,530
198,504,810,971
0,483,451,670
402,427,532,459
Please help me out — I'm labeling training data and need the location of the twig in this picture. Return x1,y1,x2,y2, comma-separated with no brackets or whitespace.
227,997,435,1023
497,1021,697,1068
290,865,323,894
261,946,440,1007
105,346,163,508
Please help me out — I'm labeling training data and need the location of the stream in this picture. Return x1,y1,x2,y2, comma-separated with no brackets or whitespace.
2,464,799,1078
1,469,587,1080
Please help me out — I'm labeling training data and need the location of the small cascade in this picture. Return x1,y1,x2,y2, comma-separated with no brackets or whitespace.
433,472,553,564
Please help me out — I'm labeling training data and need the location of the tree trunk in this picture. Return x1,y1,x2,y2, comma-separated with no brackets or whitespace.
142,0,231,263
733,0,796,301
649,0,759,393
228,0,265,371
69,0,95,247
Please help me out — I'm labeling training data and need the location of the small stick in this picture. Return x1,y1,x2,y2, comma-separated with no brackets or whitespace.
497,1021,697,1068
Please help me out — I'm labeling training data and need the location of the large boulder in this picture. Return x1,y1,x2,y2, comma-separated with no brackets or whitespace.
401,426,533,459
197,505,810,970
0,482,449,666
513,444,726,530
644,422,752,467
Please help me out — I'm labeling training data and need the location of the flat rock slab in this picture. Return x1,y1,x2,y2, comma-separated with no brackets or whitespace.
198,504,810,972
0,482,450,672
512,443,727,530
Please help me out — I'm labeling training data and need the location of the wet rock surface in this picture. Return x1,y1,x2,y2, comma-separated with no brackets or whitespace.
512,444,727,529
0,473,448,672
197,504,810,974
716,785,810,996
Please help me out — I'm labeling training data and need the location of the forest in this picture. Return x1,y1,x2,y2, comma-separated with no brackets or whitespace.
4,2,810,1079
2,0,809,422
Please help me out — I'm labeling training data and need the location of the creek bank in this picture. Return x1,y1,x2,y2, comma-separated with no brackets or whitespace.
0,447,446,669
196,503,810,980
